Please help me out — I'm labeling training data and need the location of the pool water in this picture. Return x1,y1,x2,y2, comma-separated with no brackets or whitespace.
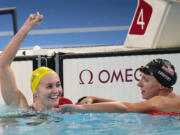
0,105,180,135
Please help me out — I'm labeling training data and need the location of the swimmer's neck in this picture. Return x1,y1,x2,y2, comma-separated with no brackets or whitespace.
158,88,173,97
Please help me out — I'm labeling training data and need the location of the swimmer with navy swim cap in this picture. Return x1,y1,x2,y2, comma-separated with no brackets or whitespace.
57,58,180,115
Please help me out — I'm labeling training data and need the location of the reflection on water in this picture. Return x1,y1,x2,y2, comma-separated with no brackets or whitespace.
0,105,63,128
0,105,180,135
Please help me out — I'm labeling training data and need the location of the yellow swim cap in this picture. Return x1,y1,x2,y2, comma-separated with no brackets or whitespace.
31,66,56,93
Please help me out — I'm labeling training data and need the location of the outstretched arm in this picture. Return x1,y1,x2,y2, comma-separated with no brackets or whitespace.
0,13,43,108
58,97,161,113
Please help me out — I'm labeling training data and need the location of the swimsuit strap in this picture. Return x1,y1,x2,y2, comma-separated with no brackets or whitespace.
147,110,180,115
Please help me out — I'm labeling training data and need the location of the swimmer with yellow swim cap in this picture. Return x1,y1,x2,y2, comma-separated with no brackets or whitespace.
30,66,62,111
0,12,63,111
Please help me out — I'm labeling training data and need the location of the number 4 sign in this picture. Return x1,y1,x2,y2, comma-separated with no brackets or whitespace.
129,0,153,35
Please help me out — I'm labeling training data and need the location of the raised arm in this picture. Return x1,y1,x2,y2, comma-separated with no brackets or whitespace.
0,13,43,108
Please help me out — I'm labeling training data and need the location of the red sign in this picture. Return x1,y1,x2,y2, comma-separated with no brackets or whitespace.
129,0,152,35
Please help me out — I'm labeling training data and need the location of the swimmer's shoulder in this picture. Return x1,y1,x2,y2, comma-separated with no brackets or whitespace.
149,92,180,101
150,93,180,110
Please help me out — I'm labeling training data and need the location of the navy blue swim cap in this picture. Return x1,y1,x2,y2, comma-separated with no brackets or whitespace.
140,58,177,88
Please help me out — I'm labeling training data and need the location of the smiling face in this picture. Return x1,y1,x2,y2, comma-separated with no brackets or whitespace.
137,73,162,100
34,73,62,110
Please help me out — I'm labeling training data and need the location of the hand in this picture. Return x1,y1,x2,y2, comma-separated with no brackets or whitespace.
24,12,43,30
55,104,77,114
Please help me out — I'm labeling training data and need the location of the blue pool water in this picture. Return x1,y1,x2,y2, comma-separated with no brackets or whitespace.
0,105,180,135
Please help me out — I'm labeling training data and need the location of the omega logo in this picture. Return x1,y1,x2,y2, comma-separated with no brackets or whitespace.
79,69,93,84
79,68,141,85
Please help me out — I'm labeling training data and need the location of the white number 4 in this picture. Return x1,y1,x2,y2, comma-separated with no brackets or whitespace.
137,9,145,30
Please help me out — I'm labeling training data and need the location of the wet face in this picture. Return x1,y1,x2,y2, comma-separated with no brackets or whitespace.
35,73,62,110
137,73,162,100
